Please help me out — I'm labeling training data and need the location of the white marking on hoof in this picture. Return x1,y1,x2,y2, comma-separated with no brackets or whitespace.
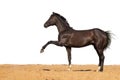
69,65,72,68
97,66,101,72
67,65,72,71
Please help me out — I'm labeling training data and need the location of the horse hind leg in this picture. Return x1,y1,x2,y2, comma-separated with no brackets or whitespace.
97,50,105,72
94,45,105,72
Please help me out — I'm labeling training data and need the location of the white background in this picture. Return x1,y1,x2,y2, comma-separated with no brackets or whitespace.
0,0,120,65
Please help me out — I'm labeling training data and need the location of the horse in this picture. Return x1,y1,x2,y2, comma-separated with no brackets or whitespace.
40,12,111,72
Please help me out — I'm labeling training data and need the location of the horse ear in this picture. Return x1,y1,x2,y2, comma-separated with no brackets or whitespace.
53,12,55,14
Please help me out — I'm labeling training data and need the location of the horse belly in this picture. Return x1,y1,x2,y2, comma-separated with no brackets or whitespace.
68,33,93,47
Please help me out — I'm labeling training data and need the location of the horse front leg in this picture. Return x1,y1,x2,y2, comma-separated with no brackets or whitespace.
65,47,72,71
40,40,63,53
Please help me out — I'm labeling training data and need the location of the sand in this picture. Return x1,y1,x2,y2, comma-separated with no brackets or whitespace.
0,64,120,80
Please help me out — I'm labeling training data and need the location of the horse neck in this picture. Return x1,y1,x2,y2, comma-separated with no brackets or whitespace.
55,18,71,33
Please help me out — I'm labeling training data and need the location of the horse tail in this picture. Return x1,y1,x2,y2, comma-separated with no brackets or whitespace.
104,31,111,50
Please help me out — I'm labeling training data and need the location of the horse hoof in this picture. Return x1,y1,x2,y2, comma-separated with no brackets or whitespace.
97,66,103,72
97,70,103,72
40,49,44,53
67,65,72,71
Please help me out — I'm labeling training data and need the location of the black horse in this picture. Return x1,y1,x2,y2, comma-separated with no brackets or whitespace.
40,12,111,72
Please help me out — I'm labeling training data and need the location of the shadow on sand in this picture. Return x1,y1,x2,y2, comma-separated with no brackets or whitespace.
42,68,96,72
72,69,96,72
42,69,50,71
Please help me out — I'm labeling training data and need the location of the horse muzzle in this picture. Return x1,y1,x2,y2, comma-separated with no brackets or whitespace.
44,23,48,28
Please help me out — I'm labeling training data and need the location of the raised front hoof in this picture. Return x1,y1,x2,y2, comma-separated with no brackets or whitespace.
40,49,44,53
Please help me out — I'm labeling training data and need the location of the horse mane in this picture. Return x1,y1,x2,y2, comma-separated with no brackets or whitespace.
53,12,70,27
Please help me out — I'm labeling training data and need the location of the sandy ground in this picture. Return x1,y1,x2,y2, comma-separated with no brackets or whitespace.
0,64,120,80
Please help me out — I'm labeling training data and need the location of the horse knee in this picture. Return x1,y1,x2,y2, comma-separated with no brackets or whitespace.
100,54,105,61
